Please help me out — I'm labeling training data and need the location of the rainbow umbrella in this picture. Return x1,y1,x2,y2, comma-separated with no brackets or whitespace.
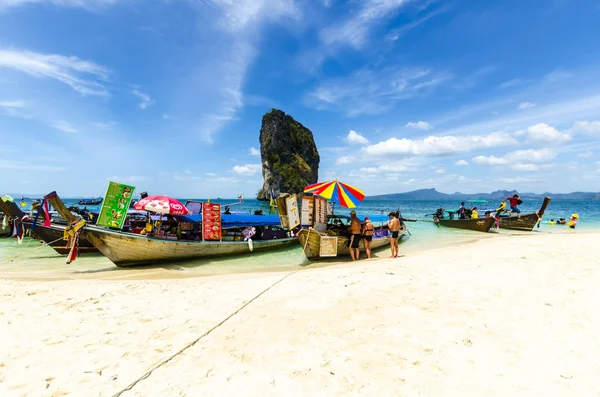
304,179,365,208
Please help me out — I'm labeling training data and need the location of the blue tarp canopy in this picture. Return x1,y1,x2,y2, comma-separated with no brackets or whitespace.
175,213,283,227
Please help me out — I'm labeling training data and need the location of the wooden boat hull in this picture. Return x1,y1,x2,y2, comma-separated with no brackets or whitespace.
83,226,299,267
28,223,98,255
434,217,496,233
499,197,552,231
298,227,406,260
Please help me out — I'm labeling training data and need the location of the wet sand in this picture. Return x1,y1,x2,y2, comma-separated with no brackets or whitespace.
1,232,599,396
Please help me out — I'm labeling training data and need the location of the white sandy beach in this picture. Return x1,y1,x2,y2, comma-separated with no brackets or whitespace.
1,232,599,397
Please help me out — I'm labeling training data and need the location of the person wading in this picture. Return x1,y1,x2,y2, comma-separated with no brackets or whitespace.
361,217,374,259
387,212,401,258
348,210,362,261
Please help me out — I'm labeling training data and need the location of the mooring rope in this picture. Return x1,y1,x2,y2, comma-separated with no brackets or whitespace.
0,235,66,265
112,267,303,397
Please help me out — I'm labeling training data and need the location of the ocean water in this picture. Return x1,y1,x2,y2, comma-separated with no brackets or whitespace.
1,197,598,280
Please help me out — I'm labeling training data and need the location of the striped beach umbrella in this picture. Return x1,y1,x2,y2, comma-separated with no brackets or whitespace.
304,179,365,209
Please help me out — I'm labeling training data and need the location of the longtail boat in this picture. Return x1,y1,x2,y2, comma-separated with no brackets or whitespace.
0,196,99,254
298,214,408,259
498,197,551,231
433,216,497,233
46,191,298,267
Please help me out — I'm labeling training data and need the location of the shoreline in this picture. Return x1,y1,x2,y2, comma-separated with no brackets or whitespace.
1,232,599,396
0,226,598,282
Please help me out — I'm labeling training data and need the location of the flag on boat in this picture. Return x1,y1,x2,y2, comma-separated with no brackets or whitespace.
304,179,365,209
133,195,191,215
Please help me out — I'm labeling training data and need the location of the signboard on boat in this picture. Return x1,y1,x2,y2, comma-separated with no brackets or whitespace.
286,195,300,229
202,202,222,241
97,181,135,229
319,236,338,257
301,195,314,226
314,196,328,233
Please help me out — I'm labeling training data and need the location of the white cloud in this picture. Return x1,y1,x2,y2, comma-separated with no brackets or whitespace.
0,100,25,108
455,159,469,166
0,0,120,11
518,102,535,110
306,67,450,116
515,123,571,143
495,176,534,184
132,89,154,110
162,114,171,119
435,168,445,174
107,175,149,182
505,148,556,163
497,78,526,89
188,0,300,142
386,6,447,41
53,120,77,133
510,164,540,172
0,49,110,96
573,120,600,136
0,160,65,171
358,164,409,174
473,149,556,171
232,163,261,175
345,130,369,145
405,121,433,131
335,156,352,165
472,155,507,165
364,132,517,157
577,151,594,158
248,147,260,156
319,0,414,49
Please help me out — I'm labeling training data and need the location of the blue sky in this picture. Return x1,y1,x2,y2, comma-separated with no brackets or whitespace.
1,0,600,198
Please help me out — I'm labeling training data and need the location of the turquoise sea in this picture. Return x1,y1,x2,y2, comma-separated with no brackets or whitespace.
1,198,599,280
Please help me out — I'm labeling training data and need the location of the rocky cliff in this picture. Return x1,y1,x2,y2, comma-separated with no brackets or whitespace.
257,109,320,200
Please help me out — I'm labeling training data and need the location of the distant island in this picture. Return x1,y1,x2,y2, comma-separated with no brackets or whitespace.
370,188,600,201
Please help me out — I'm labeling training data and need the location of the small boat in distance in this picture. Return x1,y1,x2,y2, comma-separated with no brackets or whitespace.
78,198,103,206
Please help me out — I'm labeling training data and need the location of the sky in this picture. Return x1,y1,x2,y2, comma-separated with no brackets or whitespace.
1,0,600,198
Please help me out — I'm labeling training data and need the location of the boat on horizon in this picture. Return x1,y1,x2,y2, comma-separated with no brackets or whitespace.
78,198,103,206
46,191,298,267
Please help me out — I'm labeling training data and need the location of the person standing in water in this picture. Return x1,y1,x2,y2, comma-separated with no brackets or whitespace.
348,210,362,261
361,217,374,259
568,214,579,229
387,212,401,258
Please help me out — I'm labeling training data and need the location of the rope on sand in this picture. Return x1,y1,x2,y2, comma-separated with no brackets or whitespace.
112,268,303,397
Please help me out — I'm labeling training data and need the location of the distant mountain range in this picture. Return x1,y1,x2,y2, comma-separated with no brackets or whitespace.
371,188,600,201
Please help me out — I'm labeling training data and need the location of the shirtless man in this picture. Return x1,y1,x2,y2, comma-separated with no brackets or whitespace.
348,210,362,261
387,212,401,258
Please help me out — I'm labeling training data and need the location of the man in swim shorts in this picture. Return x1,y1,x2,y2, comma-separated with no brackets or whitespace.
387,212,401,258
348,210,362,261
